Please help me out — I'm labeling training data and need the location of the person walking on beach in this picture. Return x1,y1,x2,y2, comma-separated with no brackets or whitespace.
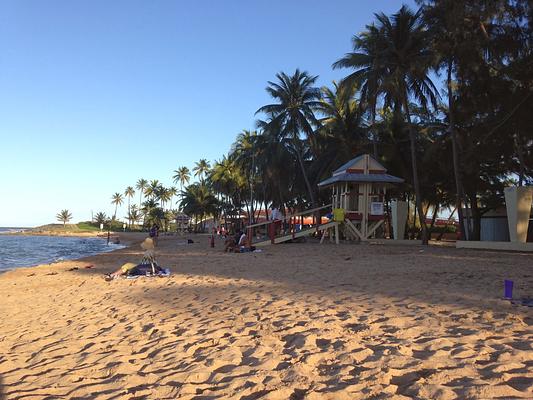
149,224,159,246
270,205,282,236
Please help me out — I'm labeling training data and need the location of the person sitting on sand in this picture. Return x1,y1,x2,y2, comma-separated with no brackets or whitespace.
224,232,237,252
237,231,256,253
105,237,160,280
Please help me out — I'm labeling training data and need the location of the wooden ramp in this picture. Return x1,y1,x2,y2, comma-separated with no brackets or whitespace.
254,221,338,247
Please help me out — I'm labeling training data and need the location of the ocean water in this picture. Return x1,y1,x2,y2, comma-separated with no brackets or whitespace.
0,228,124,272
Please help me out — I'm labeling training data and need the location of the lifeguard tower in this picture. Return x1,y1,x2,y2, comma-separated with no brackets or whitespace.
317,154,403,241
247,154,404,246
174,212,191,235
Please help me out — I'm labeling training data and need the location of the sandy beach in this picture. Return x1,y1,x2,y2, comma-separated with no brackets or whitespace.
0,235,532,399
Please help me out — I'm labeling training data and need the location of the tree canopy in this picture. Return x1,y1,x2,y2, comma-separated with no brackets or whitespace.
104,1,531,239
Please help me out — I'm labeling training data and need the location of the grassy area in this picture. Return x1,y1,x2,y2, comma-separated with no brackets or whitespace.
33,222,102,233
76,222,100,231
32,221,148,233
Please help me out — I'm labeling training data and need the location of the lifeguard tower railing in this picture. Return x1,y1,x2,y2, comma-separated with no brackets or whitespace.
246,204,336,246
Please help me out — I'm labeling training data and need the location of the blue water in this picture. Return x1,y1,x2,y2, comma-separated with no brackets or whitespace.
0,228,124,272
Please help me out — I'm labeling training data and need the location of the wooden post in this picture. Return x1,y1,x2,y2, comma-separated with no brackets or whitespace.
292,216,295,239
344,182,348,209
320,228,327,244
334,222,340,245
362,183,368,239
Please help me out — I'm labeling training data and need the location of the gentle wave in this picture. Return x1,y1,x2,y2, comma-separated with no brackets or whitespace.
0,235,124,272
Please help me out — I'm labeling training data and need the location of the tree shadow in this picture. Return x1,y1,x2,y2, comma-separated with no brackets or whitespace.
68,236,533,318
7,237,532,399
0,374,5,400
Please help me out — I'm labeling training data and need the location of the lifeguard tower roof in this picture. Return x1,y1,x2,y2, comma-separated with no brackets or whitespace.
174,212,191,223
318,154,404,187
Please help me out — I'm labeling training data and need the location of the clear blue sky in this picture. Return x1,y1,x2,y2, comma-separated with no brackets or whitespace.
0,0,417,227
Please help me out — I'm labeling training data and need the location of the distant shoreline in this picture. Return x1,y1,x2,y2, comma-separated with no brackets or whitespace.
8,229,120,238
1,223,130,240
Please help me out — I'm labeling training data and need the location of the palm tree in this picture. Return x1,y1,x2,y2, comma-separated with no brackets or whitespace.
56,209,72,226
420,0,471,239
180,182,218,232
111,192,124,220
141,198,159,227
210,156,248,227
315,81,367,174
334,6,439,244
141,199,166,230
94,211,107,226
168,186,178,210
173,166,191,209
256,69,322,208
158,186,172,210
127,205,141,228
124,186,135,227
193,159,211,183
231,130,260,223
145,179,160,200
333,23,386,158
251,122,299,212
136,179,148,209
141,198,159,214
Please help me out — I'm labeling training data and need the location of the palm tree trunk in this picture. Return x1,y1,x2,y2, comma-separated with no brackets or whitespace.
278,185,284,213
447,63,469,241
406,192,410,235
514,134,526,187
469,192,481,241
430,204,439,230
437,206,456,241
294,143,317,208
402,94,428,245
179,183,183,210
371,110,378,159
223,196,228,231
244,199,250,225
249,176,255,225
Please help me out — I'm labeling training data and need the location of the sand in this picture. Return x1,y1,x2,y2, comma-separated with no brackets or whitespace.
0,234,532,399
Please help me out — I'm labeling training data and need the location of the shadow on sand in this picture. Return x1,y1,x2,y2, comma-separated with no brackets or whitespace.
5,236,532,399
0,374,5,400
71,235,533,318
